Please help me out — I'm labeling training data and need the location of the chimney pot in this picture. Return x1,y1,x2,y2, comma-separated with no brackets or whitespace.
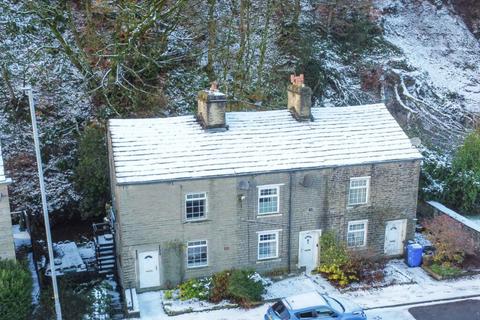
197,83,227,129
288,74,312,121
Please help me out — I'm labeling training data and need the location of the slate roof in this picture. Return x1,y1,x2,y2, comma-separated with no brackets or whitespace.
108,103,422,185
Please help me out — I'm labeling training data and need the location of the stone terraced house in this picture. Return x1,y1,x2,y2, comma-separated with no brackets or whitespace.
107,79,422,292
0,142,15,260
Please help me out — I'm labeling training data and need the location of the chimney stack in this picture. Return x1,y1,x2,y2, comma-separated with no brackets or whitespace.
288,74,312,121
197,82,227,130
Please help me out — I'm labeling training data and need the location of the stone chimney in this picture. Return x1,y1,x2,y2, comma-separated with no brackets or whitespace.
288,74,312,121
197,82,227,130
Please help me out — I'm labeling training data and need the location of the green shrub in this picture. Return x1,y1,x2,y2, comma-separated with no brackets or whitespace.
227,269,265,307
33,277,112,320
178,278,210,301
430,263,462,278
163,290,173,300
74,122,109,219
0,259,33,320
423,215,476,266
209,270,231,303
176,269,265,307
317,231,359,287
444,129,480,213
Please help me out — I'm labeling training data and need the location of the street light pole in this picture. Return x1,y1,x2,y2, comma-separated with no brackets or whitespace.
23,86,62,320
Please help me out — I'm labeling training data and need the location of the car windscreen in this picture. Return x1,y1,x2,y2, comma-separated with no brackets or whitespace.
324,296,344,313
272,301,290,320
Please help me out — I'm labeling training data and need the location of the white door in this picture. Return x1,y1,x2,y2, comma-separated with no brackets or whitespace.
298,230,321,272
138,250,161,288
384,219,407,256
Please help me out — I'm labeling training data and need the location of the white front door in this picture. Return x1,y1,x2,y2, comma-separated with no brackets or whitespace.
138,250,161,289
384,219,407,256
298,230,321,272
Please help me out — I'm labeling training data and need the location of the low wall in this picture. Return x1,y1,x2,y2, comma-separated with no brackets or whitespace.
425,201,480,248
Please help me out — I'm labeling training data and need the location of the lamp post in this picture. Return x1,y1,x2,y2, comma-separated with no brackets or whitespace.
22,86,62,320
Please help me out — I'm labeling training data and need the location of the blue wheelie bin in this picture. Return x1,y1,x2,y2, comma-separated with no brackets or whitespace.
406,243,423,267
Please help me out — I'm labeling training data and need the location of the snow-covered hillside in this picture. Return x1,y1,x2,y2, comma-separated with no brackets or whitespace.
376,0,478,148
380,0,480,113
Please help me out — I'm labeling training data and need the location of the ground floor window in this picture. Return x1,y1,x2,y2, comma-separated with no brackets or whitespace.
187,240,208,268
258,230,279,260
347,220,368,248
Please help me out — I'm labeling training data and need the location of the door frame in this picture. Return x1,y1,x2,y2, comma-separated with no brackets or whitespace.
384,219,407,256
137,249,161,289
298,229,322,271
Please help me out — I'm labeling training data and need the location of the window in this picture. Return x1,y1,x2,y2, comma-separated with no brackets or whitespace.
258,186,279,214
272,302,290,320
258,231,279,260
185,192,207,220
295,311,316,319
347,220,368,248
348,177,370,206
315,307,337,318
187,240,208,268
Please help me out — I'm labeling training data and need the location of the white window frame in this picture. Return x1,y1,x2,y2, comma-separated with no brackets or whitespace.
347,220,368,248
348,176,370,206
257,230,280,260
257,185,280,215
185,192,207,221
186,240,208,268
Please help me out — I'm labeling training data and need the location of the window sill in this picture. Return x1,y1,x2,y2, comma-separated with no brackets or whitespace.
186,265,209,270
347,245,368,251
346,204,370,210
256,258,281,264
184,218,210,224
256,213,282,218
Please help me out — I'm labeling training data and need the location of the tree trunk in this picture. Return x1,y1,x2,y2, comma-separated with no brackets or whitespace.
205,0,217,81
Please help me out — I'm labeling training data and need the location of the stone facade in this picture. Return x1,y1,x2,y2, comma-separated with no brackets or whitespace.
0,183,15,260
110,155,421,291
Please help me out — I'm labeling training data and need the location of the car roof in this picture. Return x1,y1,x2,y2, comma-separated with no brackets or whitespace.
282,292,327,311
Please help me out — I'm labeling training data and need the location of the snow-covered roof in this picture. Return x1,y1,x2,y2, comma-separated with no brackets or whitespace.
0,142,9,184
109,103,422,185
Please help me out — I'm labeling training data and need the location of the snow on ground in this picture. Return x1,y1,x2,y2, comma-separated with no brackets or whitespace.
45,241,86,276
262,274,325,300
27,252,40,305
135,260,480,319
378,0,480,113
12,224,31,249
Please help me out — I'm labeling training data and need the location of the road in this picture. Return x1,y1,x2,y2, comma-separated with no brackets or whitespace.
409,299,480,320
366,298,480,320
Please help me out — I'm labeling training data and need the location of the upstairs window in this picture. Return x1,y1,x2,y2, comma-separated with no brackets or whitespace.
187,240,208,268
258,186,280,214
185,192,207,220
347,220,368,248
348,177,370,206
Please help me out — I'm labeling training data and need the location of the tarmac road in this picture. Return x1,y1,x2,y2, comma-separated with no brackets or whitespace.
408,299,480,320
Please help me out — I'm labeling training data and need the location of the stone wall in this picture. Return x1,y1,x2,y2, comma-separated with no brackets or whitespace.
0,183,15,260
113,159,421,290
